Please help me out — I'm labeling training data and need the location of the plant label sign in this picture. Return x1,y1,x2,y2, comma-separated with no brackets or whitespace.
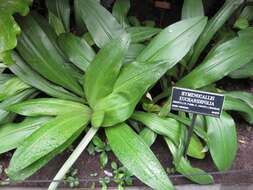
171,87,224,118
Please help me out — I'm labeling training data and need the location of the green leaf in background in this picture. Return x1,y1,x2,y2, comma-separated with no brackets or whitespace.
189,0,244,68
0,0,32,64
93,17,207,127
85,36,129,108
0,117,51,154
75,0,127,48
164,137,214,184
106,123,175,190
234,17,249,30
7,112,91,181
139,128,157,147
181,0,204,19
177,37,253,89
0,89,36,125
10,53,82,103
131,112,205,159
46,0,70,35
240,6,253,21
58,33,95,72
112,0,130,28
126,27,161,43
99,151,108,168
124,44,145,64
224,92,253,124
0,62,6,73
206,112,237,171
7,98,91,117
229,59,253,79
0,77,30,101
16,12,83,96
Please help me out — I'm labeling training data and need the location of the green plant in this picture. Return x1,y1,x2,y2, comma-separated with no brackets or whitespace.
0,0,253,190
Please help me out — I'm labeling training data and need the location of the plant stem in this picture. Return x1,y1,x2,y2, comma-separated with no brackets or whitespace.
48,127,99,190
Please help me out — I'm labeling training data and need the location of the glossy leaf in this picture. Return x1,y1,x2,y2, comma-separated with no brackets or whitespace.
0,77,30,101
139,128,157,147
93,17,207,127
112,0,130,28
182,0,204,19
229,59,253,79
7,111,91,181
0,0,32,64
0,117,51,154
75,0,127,48
9,53,82,102
58,33,95,72
85,36,129,108
46,0,70,34
189,0,244,67
16,12,83,95
165,138,214,184
126,27,161,43
206,112,237,171
0,89,36,125
132,112,205,159
124,44,145,64
178,37,253,89
7,98,91,117
106,123,174,190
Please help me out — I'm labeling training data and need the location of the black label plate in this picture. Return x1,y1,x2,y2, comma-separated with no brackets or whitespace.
171,87,224,118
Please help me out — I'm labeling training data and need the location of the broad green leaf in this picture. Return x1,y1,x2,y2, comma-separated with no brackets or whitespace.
75,0,127,48
206,112,237,171
46,0,70,34
85,36,129,108
139,128,157,147
16,12,83,96
224,91,253,109
229,59,253,79
93,17,207,127
0,117,51,154
106,123,174,190
0,0,32,64
126,27,161,43
165,137,214,184
125,44,145,64
182,0,204,19
58,33,95,72
112,0,130,28
189,0,244,67
7,112,91,181
0,89,36,125
177,37,253,89
224,93,253,124
132,112,205,159
9,53,82,103
7,98,91,117
0,77,30,101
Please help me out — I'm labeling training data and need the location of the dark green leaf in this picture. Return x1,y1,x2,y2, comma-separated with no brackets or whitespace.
99,151,108,168
106,123,174,190
164,138,214,184
9,53,82,102
7,112,90,181
229,59,253,79
85,36,129,108
0,117,51,154
58,33,95,72
112,0,130,28
189,0,244,67
46,0,70,34
7,98,91,117
0,0,32,64
178,37,253,89
93,17,207,127
126,27,161,43
139,128,157,147
206,112,237,171
75,0,127,48
16,12,83,95
240,6,253,21
182,0,204,19
92,136,105,149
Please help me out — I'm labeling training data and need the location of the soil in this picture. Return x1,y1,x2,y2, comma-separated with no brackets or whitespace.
1,0,253,189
